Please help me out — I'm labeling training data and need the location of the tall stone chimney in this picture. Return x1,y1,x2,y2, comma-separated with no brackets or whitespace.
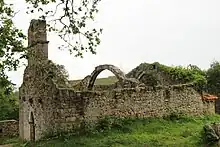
27,19,49,65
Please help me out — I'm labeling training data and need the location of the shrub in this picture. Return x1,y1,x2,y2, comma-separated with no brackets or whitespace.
0,90,19,120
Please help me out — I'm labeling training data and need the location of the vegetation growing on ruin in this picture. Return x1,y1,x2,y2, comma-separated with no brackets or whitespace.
7,114,220,147
29,60,70,88
155,62,206,85
127,61,220,94
126,62,207,89
43,60,69,87
155,62,207,90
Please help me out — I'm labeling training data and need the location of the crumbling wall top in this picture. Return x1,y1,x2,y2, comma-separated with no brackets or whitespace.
27,19,48,65
28,19,47,44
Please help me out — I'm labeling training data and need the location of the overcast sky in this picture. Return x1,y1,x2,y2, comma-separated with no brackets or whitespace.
7,0,220,87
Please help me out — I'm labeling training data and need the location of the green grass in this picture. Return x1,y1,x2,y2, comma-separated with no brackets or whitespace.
0,136,20,145
11,115,220,147
94,76,118,85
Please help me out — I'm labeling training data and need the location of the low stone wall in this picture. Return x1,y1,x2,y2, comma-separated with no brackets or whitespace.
0,120,19,137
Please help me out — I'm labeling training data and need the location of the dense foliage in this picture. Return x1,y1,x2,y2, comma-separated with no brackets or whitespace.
0,0,27,92
153,62,207,89
0,90,19,120
205,61,220,95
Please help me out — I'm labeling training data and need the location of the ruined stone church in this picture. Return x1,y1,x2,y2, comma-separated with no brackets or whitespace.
19,19,217,141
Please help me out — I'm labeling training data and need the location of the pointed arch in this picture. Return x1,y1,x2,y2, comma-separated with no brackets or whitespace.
87,64,126,90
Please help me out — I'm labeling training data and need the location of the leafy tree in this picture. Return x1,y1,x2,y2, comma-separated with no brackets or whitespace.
25,0,102,57
0,0,102,91
206,61,220,95
0,0,27,92
0,89,19,120
187,64,206,76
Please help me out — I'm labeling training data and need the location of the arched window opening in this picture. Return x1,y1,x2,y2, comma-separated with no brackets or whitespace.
87,64,126,90
29,112,35,141
94,70,118,85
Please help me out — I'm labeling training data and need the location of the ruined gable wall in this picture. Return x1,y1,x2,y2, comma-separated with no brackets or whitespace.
19,19,61,141
19,65,59,140
53,84,214,133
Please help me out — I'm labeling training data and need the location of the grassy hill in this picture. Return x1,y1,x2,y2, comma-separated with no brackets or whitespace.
94,76,118,85
70,76,118,85
6,115,220,147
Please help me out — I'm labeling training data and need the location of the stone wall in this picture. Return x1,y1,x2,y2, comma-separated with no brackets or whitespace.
93,84,117,91
0,120,18,137
19,66,60,141
52,84,215,133
19,77,217,141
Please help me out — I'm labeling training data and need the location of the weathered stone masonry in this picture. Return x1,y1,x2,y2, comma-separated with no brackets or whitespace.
0,120,18,137
19,19,216,141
